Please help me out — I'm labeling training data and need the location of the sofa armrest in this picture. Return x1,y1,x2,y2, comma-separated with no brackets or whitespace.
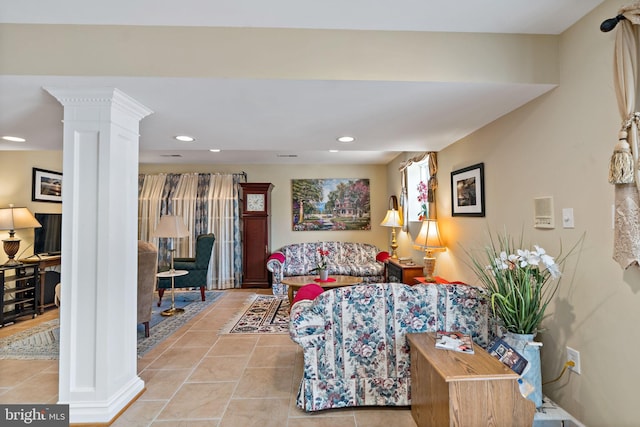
289,298,326,347
174,257,195,263
267,251,285,284
173,259,196,270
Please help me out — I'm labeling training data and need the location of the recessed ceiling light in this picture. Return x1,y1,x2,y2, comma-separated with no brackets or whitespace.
2,136,26,142
337,136,355,143
174,135,195,142
209,149,221,152
329,150,339,153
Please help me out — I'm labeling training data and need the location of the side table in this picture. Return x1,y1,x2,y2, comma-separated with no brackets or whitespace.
156,270,188,316
407,332,535,427
386,258,423,285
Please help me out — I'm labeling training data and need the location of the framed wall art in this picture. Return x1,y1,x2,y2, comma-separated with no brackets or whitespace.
32,168,62,203
450,163,484,217
291,178,370,231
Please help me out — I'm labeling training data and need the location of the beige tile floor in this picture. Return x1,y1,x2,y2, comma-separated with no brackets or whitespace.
0,289,418,427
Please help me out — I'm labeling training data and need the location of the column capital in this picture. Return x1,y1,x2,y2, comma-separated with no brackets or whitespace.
45,87,153,121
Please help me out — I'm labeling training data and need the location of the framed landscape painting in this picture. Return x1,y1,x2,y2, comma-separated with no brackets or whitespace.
291,178,370,231
32,168,62,203
451,163,484,217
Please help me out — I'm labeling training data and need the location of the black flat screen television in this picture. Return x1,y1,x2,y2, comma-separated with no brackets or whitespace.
34,213,62,255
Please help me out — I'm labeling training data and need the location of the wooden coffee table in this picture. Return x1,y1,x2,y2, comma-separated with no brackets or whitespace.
283,275,363,305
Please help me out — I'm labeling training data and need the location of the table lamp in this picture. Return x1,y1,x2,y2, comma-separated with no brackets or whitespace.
0,205,42,267
152,215,190,315
413,219,445,282
380,195,403,259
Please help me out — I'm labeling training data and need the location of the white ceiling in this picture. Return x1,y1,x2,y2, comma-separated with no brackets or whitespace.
0,0,606,164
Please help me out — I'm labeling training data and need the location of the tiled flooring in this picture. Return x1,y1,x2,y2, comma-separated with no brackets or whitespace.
0,289,418,427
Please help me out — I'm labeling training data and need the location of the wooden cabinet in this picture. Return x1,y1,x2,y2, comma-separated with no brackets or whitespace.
1,264,39,327
386,258,423,285
240,183,274,288
407,333,535,427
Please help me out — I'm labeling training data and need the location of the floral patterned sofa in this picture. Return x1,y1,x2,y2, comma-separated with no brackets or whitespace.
289,282,491,411
267,241,386,296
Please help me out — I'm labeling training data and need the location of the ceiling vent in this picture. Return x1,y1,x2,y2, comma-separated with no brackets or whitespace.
276,154,298,158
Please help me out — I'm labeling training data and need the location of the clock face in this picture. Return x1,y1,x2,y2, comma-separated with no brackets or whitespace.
246,193,265,211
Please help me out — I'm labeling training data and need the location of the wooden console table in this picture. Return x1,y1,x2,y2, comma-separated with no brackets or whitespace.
19,255,61,314
407,332,535,427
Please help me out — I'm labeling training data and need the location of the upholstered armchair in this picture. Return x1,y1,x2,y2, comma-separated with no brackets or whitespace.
138,240,158,337
157,233,215,306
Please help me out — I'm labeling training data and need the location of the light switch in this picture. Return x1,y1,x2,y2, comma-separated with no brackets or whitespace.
562,208,574,228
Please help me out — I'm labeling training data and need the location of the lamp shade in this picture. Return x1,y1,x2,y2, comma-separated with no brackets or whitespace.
380,209,402,228
413,219,445,252
0,205,42,267
0,206,41,231
152,215,190,238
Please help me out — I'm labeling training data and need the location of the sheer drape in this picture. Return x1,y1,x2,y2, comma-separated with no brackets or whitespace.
138,172,245,289
205,174,241,288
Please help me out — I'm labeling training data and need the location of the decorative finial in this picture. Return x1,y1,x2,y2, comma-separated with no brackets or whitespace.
601,14,627,32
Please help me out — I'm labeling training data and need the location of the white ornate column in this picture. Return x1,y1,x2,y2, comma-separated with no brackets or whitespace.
45,88,152,424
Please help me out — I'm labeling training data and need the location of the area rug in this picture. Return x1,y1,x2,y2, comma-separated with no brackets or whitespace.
219,294,290,334
0,291,223,360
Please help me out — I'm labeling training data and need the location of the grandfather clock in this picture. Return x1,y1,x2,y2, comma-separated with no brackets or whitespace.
240,182,274,288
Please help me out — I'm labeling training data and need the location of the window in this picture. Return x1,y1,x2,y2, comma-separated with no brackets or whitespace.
400,152,436,225
406,158,430,221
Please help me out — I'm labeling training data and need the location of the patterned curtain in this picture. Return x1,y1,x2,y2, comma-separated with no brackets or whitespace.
138,172,246,289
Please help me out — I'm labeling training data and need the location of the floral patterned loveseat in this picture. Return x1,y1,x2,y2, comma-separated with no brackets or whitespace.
267,241,386,296
289,282,490,411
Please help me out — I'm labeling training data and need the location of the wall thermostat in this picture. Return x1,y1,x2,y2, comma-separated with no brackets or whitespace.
534,196,555,229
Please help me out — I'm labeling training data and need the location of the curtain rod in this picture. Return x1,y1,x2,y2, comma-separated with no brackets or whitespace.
140,172,247,179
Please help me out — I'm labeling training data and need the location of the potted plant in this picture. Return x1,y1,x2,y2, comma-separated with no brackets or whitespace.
310,248,330,281
464,230,581,407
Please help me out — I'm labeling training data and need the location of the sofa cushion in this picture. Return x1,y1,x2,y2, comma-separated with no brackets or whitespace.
292,283,324,306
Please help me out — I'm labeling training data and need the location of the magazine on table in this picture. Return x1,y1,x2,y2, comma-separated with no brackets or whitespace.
435,331,475,354
487,338,528,375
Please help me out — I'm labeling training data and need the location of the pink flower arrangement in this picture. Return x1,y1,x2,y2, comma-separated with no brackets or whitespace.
316,248,330,271
417,181,429,221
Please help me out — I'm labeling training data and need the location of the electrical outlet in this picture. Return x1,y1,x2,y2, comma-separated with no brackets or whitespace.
567,346,581,375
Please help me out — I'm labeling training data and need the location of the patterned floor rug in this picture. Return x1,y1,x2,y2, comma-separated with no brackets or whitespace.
219,294,290,334
0,291,223,359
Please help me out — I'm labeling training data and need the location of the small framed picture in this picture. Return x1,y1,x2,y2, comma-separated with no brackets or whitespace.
32,168,62,203
451,163,484,217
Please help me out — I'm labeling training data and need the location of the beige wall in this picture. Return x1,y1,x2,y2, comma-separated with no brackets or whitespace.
0,151,63,264
389,1,638,425
140,163,389,251
1,24,558,85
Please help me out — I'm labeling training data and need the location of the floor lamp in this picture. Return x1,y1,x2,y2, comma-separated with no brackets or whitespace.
0,205,42,267
152,215,190,316
413,219,445,282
